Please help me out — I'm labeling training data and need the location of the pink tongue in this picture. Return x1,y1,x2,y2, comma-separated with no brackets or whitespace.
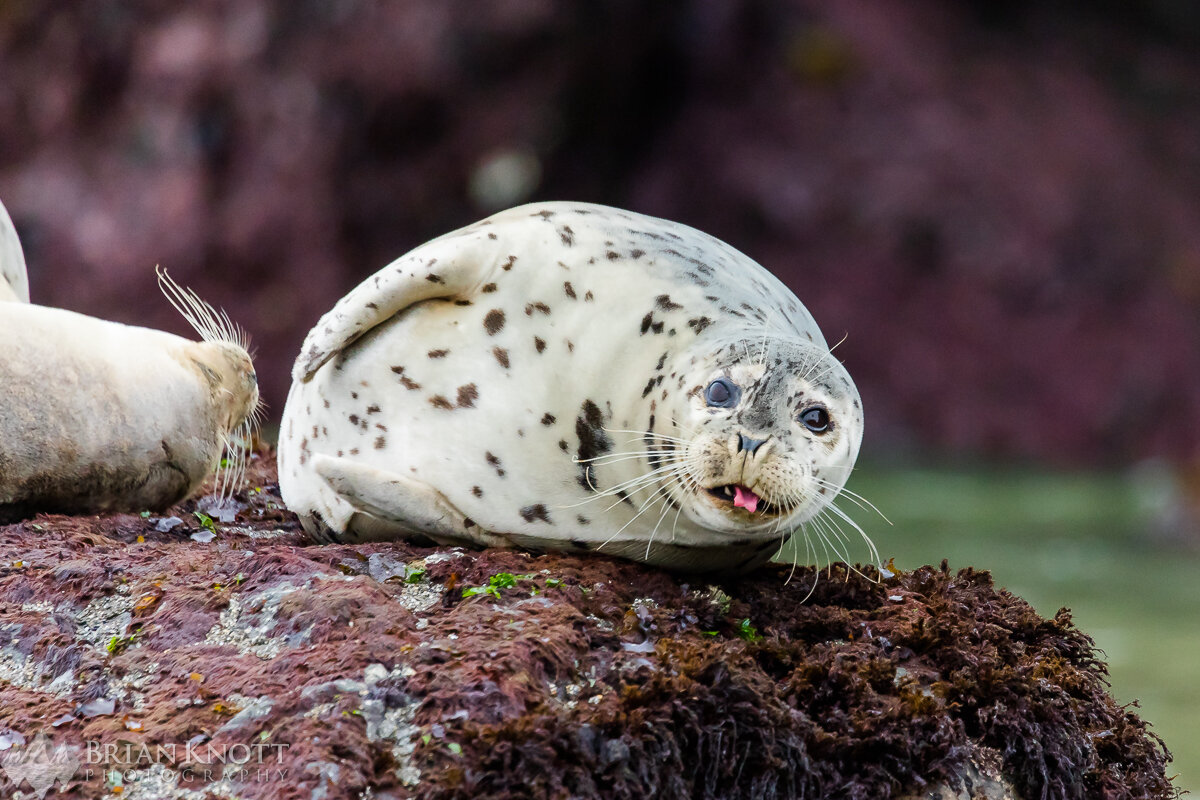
733,485,760,514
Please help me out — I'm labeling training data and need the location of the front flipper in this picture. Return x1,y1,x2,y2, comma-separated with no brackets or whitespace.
294,224,501,382
312,454,508,547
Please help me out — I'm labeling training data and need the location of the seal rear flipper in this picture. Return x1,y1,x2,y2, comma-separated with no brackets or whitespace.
0,197,29,303
312,454,508,548
293,224,505,383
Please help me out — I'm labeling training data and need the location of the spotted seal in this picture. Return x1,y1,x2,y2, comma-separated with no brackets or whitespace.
0,266,260,521
279,202,867,572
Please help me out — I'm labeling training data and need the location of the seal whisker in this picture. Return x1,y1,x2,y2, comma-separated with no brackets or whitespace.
644,484,678,560
822,500,883,570
595,482,676,552
573,450,677,465
157,266,249,351
601,427,693,445
809,476,892,524
798,527,822,601
808,511,860,582
590,458,689,496
555,460,690,510
811,506,881,583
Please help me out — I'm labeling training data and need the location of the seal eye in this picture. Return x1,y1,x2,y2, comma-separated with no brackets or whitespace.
704,378,740,408
800,407,830,433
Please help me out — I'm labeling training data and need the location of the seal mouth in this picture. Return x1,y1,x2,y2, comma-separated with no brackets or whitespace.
704,484,781,516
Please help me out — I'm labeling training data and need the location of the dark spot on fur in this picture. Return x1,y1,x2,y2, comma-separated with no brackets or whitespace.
366,302,378,310
631,249,645,259
656,294,682,311
640,313,653,334
563,281,577,299
391,366,421,390
429,395,454,410
486,452,505,477
487,232,497,240
558,440,569,451
428,349,449,359
534,336,546,353
484,309,506,335
472,486,484,497
348,414,359,425
502,255,517,271
520,504,552,524
493,347,510,368
559,226,574,246
687,317,713,334
426,273,444,284
606,251,619,260
642,377,657,398
584,290,594,301
456,384,479,408
655,352,668,371
374,436,386,449
524,302,551,316
541,413,556,426
454,299,472,306
574,400,611,491
366,404,380,414
482,283,498,293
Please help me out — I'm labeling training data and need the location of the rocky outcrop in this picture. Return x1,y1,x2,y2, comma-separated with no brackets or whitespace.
0,453,1177,799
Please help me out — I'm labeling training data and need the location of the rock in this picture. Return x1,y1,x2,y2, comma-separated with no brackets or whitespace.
0,452,1176,799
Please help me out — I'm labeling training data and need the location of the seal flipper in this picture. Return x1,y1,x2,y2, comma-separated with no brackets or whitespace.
0,197,29,304
294,225,502,383
312,454,509,548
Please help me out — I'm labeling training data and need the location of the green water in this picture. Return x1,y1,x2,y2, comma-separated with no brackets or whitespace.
777,465,1200,794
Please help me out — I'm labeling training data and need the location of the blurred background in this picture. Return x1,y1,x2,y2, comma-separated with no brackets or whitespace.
1,0,1198,790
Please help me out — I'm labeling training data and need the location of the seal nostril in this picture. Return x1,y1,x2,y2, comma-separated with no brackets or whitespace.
737,434,767,454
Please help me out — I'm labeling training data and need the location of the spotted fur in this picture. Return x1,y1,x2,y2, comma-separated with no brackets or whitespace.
279,202,863,572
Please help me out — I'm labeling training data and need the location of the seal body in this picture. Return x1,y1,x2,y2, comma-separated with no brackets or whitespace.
0,304,258,520
279,202,863,572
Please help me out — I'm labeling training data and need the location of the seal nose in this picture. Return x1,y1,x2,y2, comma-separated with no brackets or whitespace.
737,434,767,455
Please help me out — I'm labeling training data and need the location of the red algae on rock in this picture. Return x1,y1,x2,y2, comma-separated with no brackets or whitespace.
0,452,1177,799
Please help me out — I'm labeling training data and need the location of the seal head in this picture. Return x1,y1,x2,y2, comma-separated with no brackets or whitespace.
654,334,862,537
0,270,259,520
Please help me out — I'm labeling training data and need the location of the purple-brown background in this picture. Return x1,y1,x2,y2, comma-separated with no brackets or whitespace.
3,0,1199,465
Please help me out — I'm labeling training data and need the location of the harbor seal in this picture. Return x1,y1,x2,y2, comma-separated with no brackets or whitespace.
279,202,867,572
0,270,260,521
0,198,29,303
